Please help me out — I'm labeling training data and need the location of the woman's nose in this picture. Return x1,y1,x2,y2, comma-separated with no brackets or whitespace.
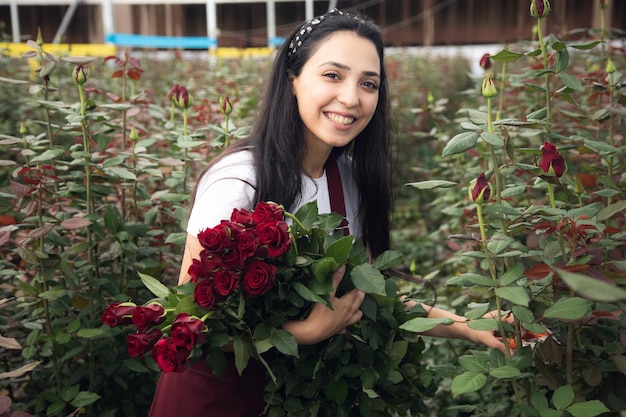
336,83,359,108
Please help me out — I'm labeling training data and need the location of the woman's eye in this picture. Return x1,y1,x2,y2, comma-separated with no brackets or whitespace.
362,81,379,90
323,72,340,80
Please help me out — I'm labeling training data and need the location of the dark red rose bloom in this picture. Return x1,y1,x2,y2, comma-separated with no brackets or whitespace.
479,53,492,70
132,303,166,332
242,260,276,297
257,220,292,258
171,313,207,351
127,328,162,358
188,258,207,283
252,201,285,225
102,302,136,327
538,142,566,177
194,279,219,309
213,269,240,297
198,224,230,252
152,337,189,372
235,228,260,260
469,172,491,204
168,83,180,101
230,207,255,227
221,244,245,269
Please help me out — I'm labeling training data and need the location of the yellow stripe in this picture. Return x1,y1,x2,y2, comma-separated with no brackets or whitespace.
1,43,274,58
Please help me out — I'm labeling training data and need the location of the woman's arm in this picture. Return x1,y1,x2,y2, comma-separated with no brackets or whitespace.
403,298,510,352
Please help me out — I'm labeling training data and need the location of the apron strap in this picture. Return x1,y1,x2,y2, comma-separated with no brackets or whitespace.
325,154,350,236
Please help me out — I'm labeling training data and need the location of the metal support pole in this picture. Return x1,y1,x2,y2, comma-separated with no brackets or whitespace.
328,0,337,12
305,0,313,20
10,0,20,43
101,0,115,42
206,0,217,49
266,0,278,47
53,0,79,43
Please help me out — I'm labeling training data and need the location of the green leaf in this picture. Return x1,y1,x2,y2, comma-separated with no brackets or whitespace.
76,328,104,339
597,200,626,221
31,148,65,162
467,318,499,332
406,180,457,189
558,268,626,302
139,272,170,298
350,264,386,295
292,282,327,304
481,132,504,147
500,263,524,286
491,49,524,63
569,40,602,50
451,371,487,396
442,132,479,158
326,236,353,265
494,286,530,307
567,401,610,417
233,336,250,376
487,232,514,254
399,317,453,333
558,73,583,92
71,391,101,407
543,297,592,320
489,366,522,379
322,378,348,403
104,166,137,180
271,329,298,357
458,355,489,372
372,250,403,270
39,288,68,301
552,384,574,410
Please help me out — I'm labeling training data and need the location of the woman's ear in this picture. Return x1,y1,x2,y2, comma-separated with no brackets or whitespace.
288,74,296,95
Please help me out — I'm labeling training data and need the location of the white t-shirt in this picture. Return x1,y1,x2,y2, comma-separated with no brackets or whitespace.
187,150,361,237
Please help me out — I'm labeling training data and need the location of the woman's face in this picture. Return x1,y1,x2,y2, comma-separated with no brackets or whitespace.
291,31,380,160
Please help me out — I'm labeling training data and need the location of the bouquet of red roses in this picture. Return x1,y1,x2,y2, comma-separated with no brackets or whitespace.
103,201,436,416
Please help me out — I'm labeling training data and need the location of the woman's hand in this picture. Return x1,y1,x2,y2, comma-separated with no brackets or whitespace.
283,265,365,345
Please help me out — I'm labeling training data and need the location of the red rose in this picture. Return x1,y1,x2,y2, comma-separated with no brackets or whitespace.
242,260,276,297
252,202,285,224
188,258,207,283
537,142,566,178
132,303,166,332
171,313,207,351
102,302,136,327
194,279,219,309
198,224,230,252
234,228,260,260
230,207,254,227
213,269,240,297
152,337,189,372
127,328,162,358
257,220,292,258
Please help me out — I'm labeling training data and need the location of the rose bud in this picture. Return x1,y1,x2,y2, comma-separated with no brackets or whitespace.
219,96,233,116
171,313,207,351
177,86,193,109
530,0,551,18
606,57,616,74
468,173,492,204
168,83,180,102
72,64,88,86
152,337,189,372
481,75,497,98
102,302,136,327
131,303,166,332
537,142,567,178
127,328,162,358
598,0,608,10
479,53,492,70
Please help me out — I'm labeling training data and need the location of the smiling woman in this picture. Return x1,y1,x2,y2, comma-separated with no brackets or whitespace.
147,8,510,417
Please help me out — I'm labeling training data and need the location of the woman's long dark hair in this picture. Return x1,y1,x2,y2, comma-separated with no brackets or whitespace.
202,10,393,258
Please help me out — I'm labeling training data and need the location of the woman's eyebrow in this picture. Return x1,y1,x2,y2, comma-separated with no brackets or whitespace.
318,61,380,78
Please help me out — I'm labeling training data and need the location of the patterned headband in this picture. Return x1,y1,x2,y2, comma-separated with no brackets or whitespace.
287,8,365,58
